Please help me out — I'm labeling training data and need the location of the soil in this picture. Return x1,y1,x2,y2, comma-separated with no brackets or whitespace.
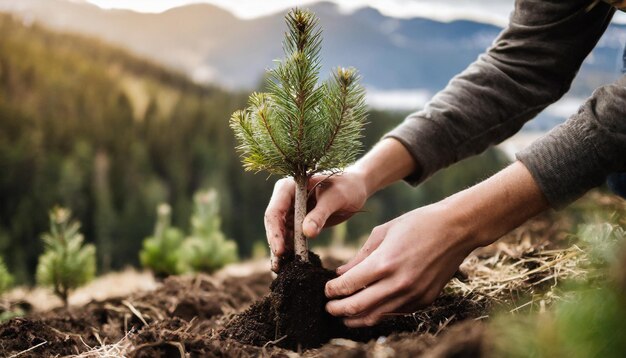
221,252,419,350
0,253,490,357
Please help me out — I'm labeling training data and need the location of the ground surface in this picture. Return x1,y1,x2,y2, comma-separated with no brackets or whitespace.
0,256,491,357
1,192,622,357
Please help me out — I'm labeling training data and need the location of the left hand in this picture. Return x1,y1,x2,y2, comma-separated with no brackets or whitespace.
324,201,476,327
324,161,549,327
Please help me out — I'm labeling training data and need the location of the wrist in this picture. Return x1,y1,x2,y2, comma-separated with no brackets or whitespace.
344,165,378,198
442,161,549,249
348,138,418,197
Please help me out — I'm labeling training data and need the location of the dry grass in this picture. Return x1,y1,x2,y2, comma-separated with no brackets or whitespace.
64,330,134,358
449,240,587,312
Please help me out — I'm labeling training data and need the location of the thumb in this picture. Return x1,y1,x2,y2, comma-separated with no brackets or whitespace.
303,195,339,238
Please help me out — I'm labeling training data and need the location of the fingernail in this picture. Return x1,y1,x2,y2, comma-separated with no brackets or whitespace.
336,265,344,274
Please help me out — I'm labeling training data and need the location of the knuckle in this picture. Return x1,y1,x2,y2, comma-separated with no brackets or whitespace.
395,277,413,293
375,258,394,275
338,279,353,295
326,282,337,297
371,225,384,236
344,302,361,316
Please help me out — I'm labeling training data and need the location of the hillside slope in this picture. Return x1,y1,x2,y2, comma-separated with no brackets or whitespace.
0,13,262,281
1,0,624,96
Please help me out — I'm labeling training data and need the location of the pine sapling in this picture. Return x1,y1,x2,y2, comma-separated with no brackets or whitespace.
36,207,96,306
0,257,20,322
180,189,238,273
230,8,366,262
139,203,185,277
0,257,12,295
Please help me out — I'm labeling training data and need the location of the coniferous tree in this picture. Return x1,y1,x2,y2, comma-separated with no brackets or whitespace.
230,8,367,262
0,257,13,295
0,257,20,322
180,189,238,273
139,204,185,277
36,207,96,306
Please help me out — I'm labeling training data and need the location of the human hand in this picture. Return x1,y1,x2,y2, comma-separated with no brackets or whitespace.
265,170,369,272
324,201,476,327
324,161,549,327
264,138,418,272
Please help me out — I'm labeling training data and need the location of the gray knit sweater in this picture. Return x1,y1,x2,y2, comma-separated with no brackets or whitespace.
384,0,626,209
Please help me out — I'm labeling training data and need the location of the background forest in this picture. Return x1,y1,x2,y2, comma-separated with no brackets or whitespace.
0,13,510,283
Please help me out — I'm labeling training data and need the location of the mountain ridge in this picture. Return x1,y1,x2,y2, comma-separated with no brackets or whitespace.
1,0,625,120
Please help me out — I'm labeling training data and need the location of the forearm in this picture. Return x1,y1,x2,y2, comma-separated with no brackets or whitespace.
444,161,549,249
385,0,614,185
348,138,418,197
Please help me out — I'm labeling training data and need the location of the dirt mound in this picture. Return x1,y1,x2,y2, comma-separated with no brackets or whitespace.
221,252,424,350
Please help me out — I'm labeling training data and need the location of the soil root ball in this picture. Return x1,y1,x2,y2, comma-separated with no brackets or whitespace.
221,251,418,350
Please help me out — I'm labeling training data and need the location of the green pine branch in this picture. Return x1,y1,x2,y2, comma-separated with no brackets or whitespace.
230,8,367,178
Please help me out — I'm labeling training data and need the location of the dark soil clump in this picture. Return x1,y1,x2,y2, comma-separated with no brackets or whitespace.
221,251,419,350
0,317,92,357
271,255,339,349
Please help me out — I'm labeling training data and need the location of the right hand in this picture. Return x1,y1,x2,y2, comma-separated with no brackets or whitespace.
265,170,369,272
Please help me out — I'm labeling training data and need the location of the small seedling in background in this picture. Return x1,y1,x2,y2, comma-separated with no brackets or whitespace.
139,204,185,277
0,257,12,295
36,207,96,306
180,189,238,273
230,8,366,262
0,257,22,322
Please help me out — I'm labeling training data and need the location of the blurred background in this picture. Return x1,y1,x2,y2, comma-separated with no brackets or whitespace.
0,0,625,283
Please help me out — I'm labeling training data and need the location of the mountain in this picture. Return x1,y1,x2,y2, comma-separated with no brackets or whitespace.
1,0,625,128
3,0,623,94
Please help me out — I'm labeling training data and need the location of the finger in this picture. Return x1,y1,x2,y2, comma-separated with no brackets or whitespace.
325,253,385,299
343,293,409,328
302,189,345,238
265,179,295,258
326,279,396,317
336,225,387,275
344,286,441,328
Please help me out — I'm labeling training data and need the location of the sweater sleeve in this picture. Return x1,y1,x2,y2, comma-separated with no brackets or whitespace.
517,75,626,208
383,0,615,186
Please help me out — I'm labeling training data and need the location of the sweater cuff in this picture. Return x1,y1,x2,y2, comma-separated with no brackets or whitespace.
383,112,456,186
515,116,608,210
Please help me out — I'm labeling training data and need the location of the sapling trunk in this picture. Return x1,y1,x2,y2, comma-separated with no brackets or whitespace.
294,175,309,262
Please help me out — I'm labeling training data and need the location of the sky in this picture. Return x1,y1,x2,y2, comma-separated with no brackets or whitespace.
81,0,626,26
79,0,521,26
